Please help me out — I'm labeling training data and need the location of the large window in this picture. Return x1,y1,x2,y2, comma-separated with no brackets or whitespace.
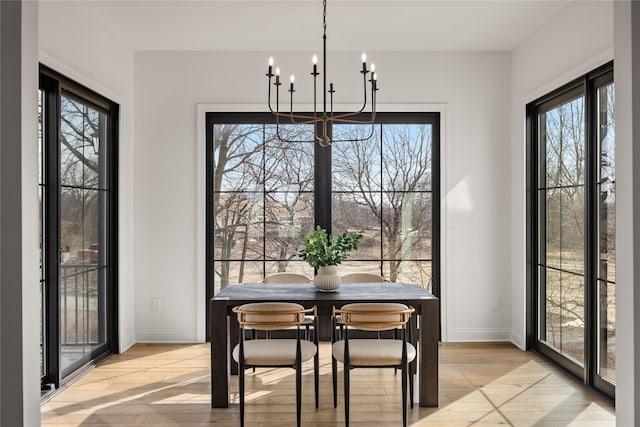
332,123,435,287
206,112,440,333
39,66,118,396
211,121,316,288
528,62,614,400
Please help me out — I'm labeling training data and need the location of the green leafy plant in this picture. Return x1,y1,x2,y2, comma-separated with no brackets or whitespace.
298,226,363,269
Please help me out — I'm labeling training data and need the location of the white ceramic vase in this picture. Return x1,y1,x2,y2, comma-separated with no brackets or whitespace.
314,265,341,292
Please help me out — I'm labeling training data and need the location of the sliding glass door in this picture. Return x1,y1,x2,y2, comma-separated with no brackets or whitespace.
58,92,111,374
537,90,586,366
39,66,118,395
528,62,615,400
595,79,616,386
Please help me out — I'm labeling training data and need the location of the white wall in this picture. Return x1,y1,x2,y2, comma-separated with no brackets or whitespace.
509,1,613,348
134,50,512,342
39,1,137,352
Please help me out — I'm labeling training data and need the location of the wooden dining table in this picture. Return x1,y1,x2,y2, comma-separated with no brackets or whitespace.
209,281,439,408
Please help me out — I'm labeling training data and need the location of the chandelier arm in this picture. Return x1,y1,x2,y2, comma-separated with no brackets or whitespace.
330,121,376,143
267,76,275,113
330,86,334,119
313,70,318,118
289,89,294,117
274,116,319,143
265,63,277,113
274,115,317,143
328,110,375,122
330,116,375,125
372,78,378,112
274,133,318,144
355,66,369,114
271,110,322,124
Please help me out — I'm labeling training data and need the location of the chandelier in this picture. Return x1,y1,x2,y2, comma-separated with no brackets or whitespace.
265,0,378,147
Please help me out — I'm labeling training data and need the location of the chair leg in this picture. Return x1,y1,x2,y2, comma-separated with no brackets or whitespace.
249,330,256,373
394,329,399,374
409,368,414,409
296,362,302,427
239,365,245,427
332,356,338,408
314,351,319,409
402,362,408,427
343,365,350,427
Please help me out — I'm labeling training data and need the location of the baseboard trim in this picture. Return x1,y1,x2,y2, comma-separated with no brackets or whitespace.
135,331,201,343
446,328,511,342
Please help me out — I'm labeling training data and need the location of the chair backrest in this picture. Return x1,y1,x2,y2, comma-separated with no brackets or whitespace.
263,272,311,284
233,302,310,331
335,303,414,331
340,272,385,283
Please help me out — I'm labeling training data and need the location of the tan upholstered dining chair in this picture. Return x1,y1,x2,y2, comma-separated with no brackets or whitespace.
331,303,415,427
262,272,311,284
232,302,319,427
340,272,385,283
262,272,314,339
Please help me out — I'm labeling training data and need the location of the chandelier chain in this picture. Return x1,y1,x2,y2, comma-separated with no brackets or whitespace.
323,0,327,39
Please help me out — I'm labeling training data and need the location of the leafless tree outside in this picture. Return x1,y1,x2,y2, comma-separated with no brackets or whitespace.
333,124,432,284
213,124,313,290
541,96,586,362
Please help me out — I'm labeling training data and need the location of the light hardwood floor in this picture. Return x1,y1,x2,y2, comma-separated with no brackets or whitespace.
41,342,615,426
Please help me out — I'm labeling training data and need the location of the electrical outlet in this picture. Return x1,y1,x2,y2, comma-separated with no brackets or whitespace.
151,297,161,312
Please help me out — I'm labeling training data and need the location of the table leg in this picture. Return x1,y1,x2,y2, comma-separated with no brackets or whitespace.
419,299,439,407
211,300,229,408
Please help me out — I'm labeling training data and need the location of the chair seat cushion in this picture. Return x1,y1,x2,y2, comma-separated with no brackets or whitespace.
233,339,317,366
332,339,416,366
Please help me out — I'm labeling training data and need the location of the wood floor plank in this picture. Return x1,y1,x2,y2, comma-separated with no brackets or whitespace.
41,342,615,426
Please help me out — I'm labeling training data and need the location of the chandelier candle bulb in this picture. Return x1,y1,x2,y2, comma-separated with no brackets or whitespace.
275,67,280,85
267,57,274,76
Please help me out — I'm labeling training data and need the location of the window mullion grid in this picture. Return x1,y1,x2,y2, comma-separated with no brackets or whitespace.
262,124,266,279
379,123,384,276
44,76,62,391
584,76,598,387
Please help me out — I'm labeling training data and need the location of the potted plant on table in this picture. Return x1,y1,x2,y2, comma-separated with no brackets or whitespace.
299,226,363,292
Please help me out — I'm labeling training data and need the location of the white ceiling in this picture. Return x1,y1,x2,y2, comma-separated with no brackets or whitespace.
89,0,574,52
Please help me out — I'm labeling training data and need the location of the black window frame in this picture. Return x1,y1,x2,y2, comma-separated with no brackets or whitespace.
205,111,440,340
39,65,119,399
526,61,615,402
